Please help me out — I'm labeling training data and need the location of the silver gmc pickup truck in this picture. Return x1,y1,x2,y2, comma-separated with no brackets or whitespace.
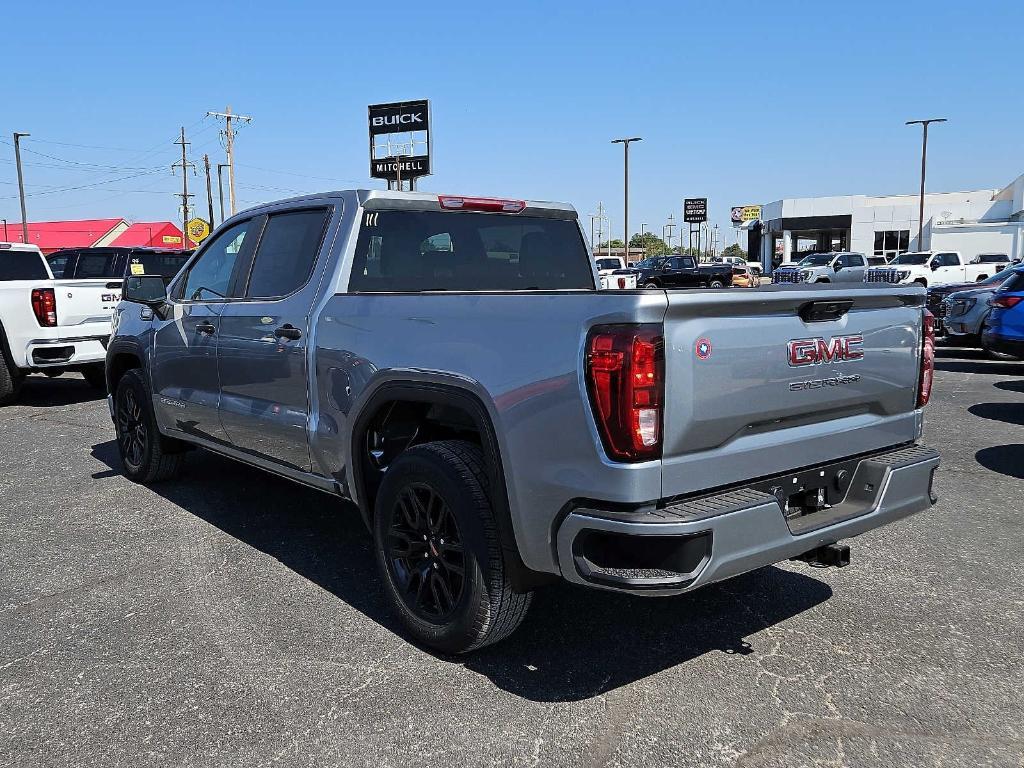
106,190,940,653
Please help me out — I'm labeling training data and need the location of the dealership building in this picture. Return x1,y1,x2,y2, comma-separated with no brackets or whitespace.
749,172,1024,272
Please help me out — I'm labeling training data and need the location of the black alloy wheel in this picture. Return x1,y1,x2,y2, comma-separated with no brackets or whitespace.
386,482,465,622
116,383,147,471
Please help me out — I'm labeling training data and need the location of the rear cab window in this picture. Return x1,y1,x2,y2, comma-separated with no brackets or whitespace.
348,209,593,292
0,249,49,281
129,251,191,282
69,250,124,279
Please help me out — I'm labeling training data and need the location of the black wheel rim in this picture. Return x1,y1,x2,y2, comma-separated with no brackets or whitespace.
116,386,147,469
386,482,465,622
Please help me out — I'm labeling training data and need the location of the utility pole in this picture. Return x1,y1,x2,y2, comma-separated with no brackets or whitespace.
905,118,947,250
207,106,252,216
663,215,676,251
2,219,8,241
217,163,229,224
171,127,195,252
203,154,215,231
13,132,30,244
611,137,642,262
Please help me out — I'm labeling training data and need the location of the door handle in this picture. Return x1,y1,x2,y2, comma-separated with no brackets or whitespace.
196,321,216,335
274,324,302,341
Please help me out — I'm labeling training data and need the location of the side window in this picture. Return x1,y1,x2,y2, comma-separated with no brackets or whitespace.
71,251,121,278
680,256,696,269
849,254,865,267
244,209,330,299
179,220,250,301
936,253,959,266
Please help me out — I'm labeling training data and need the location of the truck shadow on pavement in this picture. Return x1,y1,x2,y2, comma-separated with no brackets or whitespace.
968,402,1024,427
974,445,1024,480
91,439,834,703
15,374,105,407
934,348,1023,376
994,379,1024,393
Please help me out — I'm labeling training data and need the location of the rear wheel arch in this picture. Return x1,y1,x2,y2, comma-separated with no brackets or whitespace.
350,381,547,592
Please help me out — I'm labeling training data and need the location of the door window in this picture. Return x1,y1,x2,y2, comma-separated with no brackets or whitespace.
179,221,250,301
847,254,865,267
244,209,330,299
71,251,123,278
934,253,959,267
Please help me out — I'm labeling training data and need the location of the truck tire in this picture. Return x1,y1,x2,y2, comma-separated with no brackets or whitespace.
81,363,106,391
0,354,25,406
709,279,725,289
373,439,532,654
113,368,185,483
642,281,660,289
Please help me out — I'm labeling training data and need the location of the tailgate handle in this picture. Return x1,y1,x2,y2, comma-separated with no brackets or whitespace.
106,281,123,289
799,300,853,323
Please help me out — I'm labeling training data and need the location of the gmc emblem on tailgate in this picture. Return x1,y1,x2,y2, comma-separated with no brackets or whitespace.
788,335,864,367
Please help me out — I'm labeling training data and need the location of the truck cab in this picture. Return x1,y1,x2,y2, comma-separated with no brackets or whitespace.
865,251,990,287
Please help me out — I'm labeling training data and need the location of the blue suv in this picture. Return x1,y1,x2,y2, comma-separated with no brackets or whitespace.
982,265,1024,358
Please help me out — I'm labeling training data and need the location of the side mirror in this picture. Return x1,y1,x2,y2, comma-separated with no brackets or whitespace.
832,261,843,271
930,262,940,271
123,274,168,305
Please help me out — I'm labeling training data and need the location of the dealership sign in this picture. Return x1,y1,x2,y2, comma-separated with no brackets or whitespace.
730,205,762,225
368,100,431,182
684,198,708,223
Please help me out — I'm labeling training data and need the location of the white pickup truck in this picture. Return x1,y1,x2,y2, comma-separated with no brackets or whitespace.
595,256,638,290
0,243,108,402
0,243,189,404
865,251,992,288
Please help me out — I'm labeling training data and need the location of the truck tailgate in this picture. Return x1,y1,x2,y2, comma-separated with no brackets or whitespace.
660,285,925,498
53,279,120,337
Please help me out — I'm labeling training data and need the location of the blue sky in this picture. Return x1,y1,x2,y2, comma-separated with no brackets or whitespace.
3,0,1023,246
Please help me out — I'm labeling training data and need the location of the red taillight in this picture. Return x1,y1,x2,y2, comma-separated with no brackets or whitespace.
990,295,1023,309
438,195,526,213
917,309,935,408
585,325,664,461
31,288,57,327
617,277,626,289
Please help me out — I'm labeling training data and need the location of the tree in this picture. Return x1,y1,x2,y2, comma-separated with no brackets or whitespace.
596,238,625,250
629,232,670,256
721,243,747,260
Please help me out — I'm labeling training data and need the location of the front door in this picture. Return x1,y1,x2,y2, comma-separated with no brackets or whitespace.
150,219,256,443
216,207,333,471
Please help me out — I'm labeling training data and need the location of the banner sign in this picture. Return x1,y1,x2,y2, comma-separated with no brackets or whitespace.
684,198,708,223
368,99,432,182
730,205,762,225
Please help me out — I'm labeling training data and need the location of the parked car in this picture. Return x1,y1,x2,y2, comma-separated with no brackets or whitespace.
0,243,109,402
926,271,1013,336
731,263,759,288
773,252,868,284
107,189,939,654
625,255,733,288
972,253,1011,273
981,266,1024,359
865,251,993,287
942,280,1011,356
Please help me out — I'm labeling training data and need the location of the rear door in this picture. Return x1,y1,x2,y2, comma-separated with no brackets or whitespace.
658,286,925,497
215,207,333,471
151,219,256,443
839,253,866,282
932,252,964,284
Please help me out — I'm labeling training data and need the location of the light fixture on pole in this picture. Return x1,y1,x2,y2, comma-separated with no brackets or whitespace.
905,118,947,249
611,137,642,258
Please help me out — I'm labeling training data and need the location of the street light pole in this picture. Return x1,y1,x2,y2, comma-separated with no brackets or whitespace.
611,137,642,262
13,132,30,244
905,118,947,250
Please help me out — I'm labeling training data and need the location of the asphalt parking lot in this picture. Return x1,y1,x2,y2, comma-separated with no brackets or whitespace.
1,347,1022,768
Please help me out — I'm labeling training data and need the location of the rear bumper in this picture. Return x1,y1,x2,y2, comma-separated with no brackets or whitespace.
555,444,940,595
981,331,1024,358
23,335,108,368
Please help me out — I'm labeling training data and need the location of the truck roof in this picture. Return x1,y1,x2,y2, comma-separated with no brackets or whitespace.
232,189,578,221
0,242,43,254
